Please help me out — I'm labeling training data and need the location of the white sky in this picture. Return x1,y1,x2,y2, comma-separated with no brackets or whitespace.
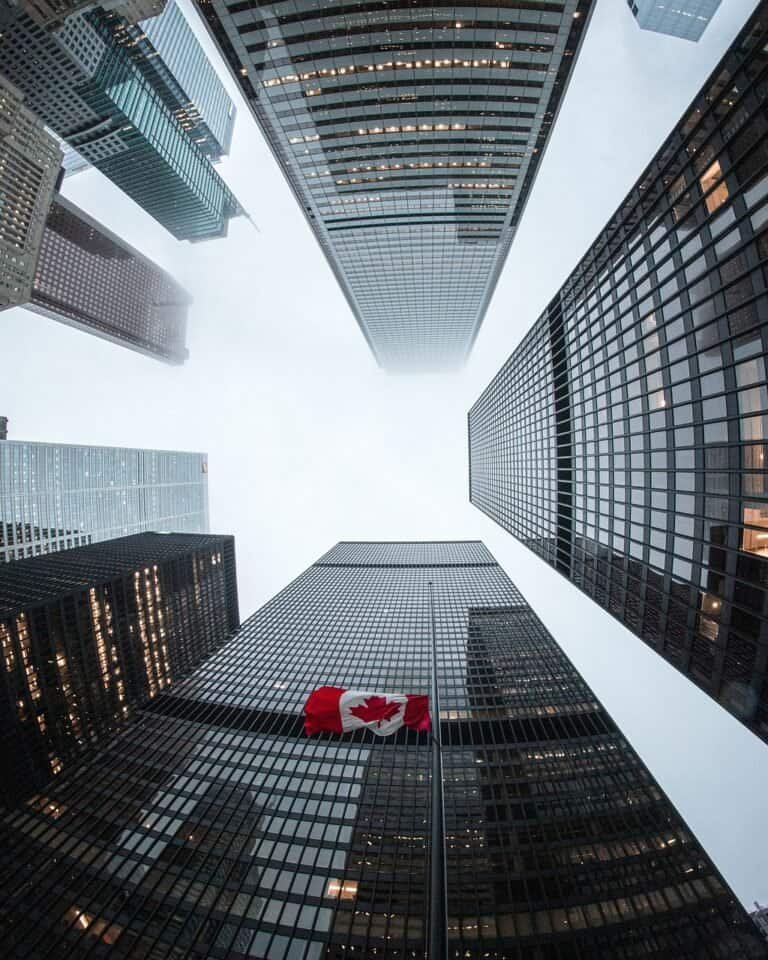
3,0,766,908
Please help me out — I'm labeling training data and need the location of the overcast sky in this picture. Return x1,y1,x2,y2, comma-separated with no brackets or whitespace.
3,0,766,908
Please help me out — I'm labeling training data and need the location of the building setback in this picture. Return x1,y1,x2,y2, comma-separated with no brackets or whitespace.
0,74,61,309
194,0,593,370
626,0,722,42
134,0,236,160
30,195,191,363
0,532,239,805
0,4,242,242
0,439,210,562
469,3,768,743
0,541,764,958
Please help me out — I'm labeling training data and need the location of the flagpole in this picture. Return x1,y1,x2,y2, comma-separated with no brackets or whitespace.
427,581,448,960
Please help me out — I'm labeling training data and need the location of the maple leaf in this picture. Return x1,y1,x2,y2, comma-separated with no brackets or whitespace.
349,696,401,727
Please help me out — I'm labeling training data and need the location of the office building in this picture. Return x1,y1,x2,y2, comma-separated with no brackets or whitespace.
752,903,768,941
60,143,89,177
0,439,209,562
0,532,239,804
469,2,768,742
0,418,7,440
627,0,722,41
132,0,236,160
0,4,242,241
0,541,764,957
12,0,166,31
195,0,593,369
30,195,191,363
0,74,61,309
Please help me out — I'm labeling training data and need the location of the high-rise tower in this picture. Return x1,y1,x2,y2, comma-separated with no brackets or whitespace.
0,4,242,241
0,532,239,804
194,0,593,369
469,1,768,743
0,542,763,957
0,439,210,562
626,0,722,41
135,0,236,160
0,74,61,309
30,195,191,363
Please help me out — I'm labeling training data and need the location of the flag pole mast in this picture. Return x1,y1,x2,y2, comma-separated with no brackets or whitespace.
427,581,448,959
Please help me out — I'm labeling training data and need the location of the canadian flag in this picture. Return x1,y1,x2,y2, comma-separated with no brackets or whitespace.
304,686,431,737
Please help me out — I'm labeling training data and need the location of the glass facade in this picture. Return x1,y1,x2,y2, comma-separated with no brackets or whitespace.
1,541,764,958
469,2,768,743
31,195,191,364
195,0,593,369
0,531,239,804
627,0,722,42
0,6,242,242
136,0,236,160
0,440,210,562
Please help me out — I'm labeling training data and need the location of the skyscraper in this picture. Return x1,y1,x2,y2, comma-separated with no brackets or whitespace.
0,439,210,562
0,74,61,309
626,0,722,41
133,0,236,160
1,541,764,957
0,531,239,804
0,4,242,242
469,2,768,743
12,0,167,31
29,194,191,363
194,0,593,370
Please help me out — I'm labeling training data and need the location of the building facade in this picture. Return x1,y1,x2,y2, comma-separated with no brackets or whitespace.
0,541,764,958
194,0,593,370
627,0,722,42
0,439,210,562
0,74,61,309
0,4,242,241
469,3,768,743
135,0,236,160
12,0,167,30
0,532,239,805
30,195,191,363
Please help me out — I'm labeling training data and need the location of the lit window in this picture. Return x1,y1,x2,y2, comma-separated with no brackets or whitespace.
325,878,358,900
700,160,729,214
741,505,768,556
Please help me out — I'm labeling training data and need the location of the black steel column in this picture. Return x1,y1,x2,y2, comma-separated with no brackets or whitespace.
427,581,448,959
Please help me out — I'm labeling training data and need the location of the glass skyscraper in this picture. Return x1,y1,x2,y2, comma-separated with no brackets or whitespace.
136,0,236,160
0,5,242,242
627,0,722,42
469,2,768,743
30,195,191,364
0,439,209,562
0,531,239,804
1,541,764,957
194,0,593,370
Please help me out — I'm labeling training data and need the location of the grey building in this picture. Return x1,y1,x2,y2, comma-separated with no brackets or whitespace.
11,0,167,30
627,0,722,41
194,0,593,370
0,439,209,562
469,2,768,742
0,541,764,957
0,531,239,804
30,194,191,363
753,903,768,941
0,3,242,242
136,0,236,160
0,74,61,309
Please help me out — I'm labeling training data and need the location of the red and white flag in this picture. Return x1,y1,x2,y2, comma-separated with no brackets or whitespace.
304,686,431,737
